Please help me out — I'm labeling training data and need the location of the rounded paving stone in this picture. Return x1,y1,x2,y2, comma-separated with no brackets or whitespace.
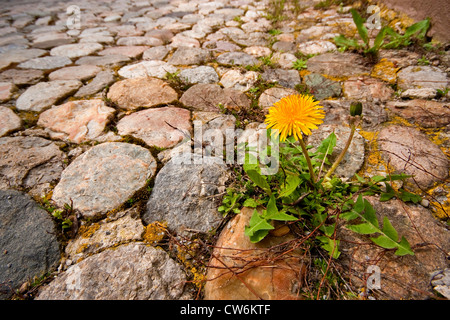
117,106,191,149
50,42,103,59
36,243,187,300
0,106,21,137
107,77,178,110
52,142,157,218
0,189,60,300
37,99,115,143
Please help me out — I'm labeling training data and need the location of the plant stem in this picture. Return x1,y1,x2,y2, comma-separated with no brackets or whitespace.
323,124,356,182
298,138,316,184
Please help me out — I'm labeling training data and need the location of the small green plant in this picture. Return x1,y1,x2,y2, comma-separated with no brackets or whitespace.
437,87,449,98
334,9,431,56
221,96,418,259
292,58,307,70
417,55,430,65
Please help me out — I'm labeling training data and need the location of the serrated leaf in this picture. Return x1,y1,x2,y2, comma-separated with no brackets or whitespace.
381,216,398,241
244,209,274,237
370,234,398,249
249,229,271,243
316,132,337,158
346,222,379,235
395,237,414,256
341,210,358,221
278,174,301,198
246,169,272,196
354,194,365,213
363,198,379,228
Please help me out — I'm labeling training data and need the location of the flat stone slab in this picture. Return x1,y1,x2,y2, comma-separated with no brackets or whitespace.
0,189,60,300
297,40,337,55
304,73,342,100
339,197,450,299
75,54,131,67
386,100,450,128
15,80,82,112
48,65,102,81
116,36,163,46
74,71,115,98
64,207,144,262
258,87,298,111
167,47,211,65
52,142,157,218
38,99,115,143
261,68,301,89
180,83,251,112
98,45,149,58
178,66,219,84
107,77,178,110
50,42,103,59
0,68,44,85
216,51,258,66
117,106,191,148
0,48,47,70
343,76,394,101
378,125,449,190
117,60,178,79
306,52,370,77
143,154,228,235
0,136,67,191
0,82,15,102
0,106,21,137
17,56,72,70
397,66,448,90
36,243,187,300
220,69,259,92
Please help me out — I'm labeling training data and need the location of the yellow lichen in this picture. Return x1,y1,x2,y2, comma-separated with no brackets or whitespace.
78,224,100,238
371,58,399,84
143,222,167,245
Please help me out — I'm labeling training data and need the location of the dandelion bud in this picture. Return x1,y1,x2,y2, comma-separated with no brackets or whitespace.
350,102,363,117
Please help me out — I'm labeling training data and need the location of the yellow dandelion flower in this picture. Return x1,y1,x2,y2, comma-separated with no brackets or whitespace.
265,94,325,142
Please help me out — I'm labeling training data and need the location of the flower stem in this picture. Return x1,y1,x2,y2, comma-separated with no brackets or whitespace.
298,138,316,184
323,124,356,182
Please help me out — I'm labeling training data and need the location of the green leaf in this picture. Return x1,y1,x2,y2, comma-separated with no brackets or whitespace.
243,198,259,208
381,216,398,241
317,235,341,259
395,237,414,256
371,26,388,52
334,34,360,49
246,169,272,196
346,222,379,235
370,234,398,249
351,9,369,46
404,18,430,39
249,229,271,243
244,209,274,238
346,196,414,256
380,192,395,202
399,189,422,203
278,174,301,198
